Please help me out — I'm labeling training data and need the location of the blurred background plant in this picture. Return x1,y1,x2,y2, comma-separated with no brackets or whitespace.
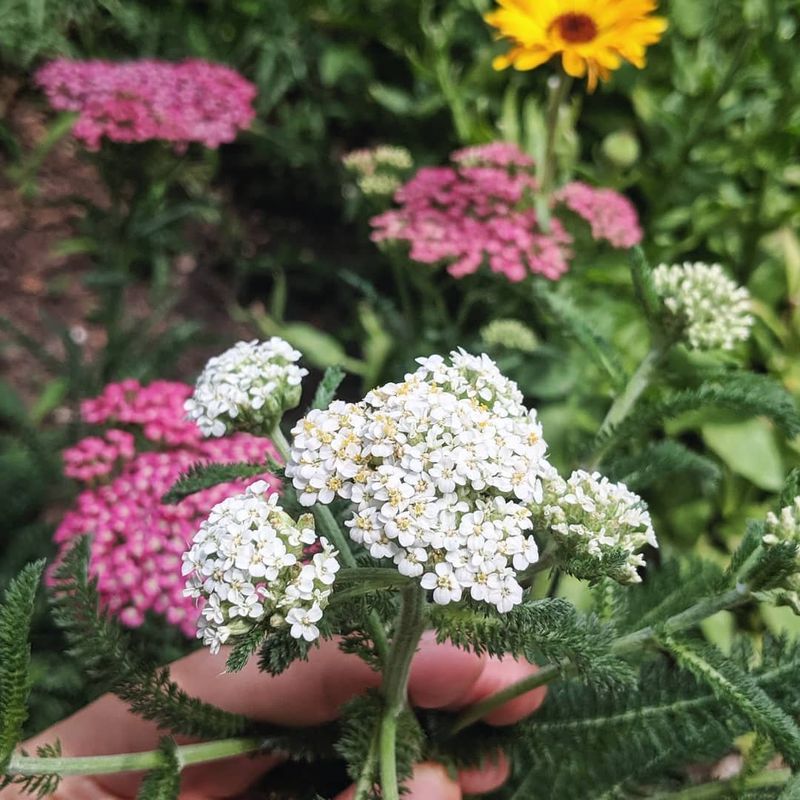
0,0,799,742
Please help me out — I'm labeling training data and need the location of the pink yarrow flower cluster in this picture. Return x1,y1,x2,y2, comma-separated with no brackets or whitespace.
52,380,279,637
555,181,643,249
35,59,256,150
370,142,642,283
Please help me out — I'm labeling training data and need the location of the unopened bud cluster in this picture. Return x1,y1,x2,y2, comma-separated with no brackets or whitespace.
652,262,753,351
183,482,339,653
539,469,658,584
185,338,307,437
480,319,539,353
287,350,549,612
342,145,413,197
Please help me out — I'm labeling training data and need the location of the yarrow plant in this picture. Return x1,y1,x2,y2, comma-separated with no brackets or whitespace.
652,261,754,351
182,482,339,652
35,58,256,150
370,142,642,282
286,349,549,612
52,379,279,636
7,321,800,800
538,470,657,584
184,338,308,437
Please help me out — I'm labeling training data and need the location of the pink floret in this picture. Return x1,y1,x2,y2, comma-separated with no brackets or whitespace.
35,58,256,150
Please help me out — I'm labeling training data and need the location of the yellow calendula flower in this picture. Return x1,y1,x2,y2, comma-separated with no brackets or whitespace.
485,0,667,91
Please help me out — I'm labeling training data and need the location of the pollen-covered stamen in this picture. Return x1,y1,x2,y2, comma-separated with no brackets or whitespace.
552,13,599,43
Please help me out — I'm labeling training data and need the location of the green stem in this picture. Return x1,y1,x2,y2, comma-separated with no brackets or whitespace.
353,726,381,800
6,737,263,778
270,426,390,665
380,585,427,800
651,768,791,799
536,72,572,233
449,584,752,734
589,342,670,469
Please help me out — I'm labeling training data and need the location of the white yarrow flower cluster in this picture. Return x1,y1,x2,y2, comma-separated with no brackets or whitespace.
183,481,339,653
185,338,308,437
761,497,800,614
539,470,658,584
286,350,551,613
652,262,753,351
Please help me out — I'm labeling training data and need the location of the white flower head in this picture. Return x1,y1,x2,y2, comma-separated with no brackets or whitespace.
185,338,308,437
182,482,338,654
286,349,552,613
539,469,658,584
764,498,800,548
652,262,753,351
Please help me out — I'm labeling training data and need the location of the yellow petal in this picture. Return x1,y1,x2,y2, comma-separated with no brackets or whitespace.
562,50,587,78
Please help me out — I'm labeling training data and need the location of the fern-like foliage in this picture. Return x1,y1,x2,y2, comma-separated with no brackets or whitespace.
531,285,627,389
336,691,422,794
629,247,668,337
311,365,346,411
162,461,271,505
595,372,800,457
136,738,181,800
431,599,631,687
50,539,253,738
612,556,725,635
50,540,331,761
663,637,800,768
494,638,800,799
603,440,721,491
0,560,45,772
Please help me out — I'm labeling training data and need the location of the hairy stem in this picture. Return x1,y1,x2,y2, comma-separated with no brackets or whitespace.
270,426,390,665
353,726,381,800
537,72,572,233
380,585,427,800
449,584,752,733
652,768,791,799
6,738,263,777
589,341,670,469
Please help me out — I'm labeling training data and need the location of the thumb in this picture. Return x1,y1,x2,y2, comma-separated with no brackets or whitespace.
336,762,461,800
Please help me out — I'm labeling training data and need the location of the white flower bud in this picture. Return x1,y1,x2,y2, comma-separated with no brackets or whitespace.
652,262,753,351
185,338,308,437
539,469,658,584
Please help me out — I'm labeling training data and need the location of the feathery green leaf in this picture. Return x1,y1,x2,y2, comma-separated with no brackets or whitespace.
136,738,181,800
311,365,346,410
162,461,270,504
0,560,45,772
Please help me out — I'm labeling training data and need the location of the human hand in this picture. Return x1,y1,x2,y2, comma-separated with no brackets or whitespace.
10,633,546,799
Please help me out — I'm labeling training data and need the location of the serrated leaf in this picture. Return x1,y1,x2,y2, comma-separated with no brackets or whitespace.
0,561,45,771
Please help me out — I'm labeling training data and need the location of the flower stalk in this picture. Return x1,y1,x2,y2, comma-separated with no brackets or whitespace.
6,737,264,778
380,584,427,800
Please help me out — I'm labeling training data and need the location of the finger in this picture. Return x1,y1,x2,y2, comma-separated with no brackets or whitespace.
444,654,547,725
458,750,510,794
336,762,461,800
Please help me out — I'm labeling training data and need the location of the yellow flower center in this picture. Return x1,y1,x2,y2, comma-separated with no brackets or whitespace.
552,12,598,44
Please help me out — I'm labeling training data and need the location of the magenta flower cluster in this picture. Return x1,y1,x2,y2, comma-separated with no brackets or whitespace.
35,58,256,150
370,142,642,283
52,380,279,636
556,181,643,249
